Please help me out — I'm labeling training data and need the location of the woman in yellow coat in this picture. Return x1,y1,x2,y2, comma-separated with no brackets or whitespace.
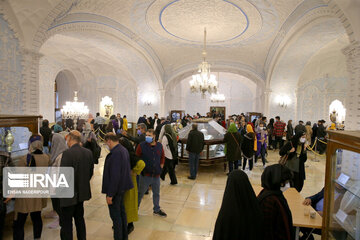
122,115,128,131
121,137,145,234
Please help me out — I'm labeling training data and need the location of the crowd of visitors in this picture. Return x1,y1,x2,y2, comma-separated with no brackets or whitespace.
0,110,336,240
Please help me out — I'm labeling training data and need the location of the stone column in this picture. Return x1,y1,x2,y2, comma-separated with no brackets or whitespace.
159,89,166,117
264,88,272,117
20,48,42,115
342,41,360,130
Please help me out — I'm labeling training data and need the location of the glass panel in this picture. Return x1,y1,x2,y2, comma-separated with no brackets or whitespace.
0,127,31,158
178,119,226,141
329,149,360,240
178,143,225,159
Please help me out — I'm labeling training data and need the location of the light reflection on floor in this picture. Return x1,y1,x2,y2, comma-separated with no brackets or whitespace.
3,149,325,239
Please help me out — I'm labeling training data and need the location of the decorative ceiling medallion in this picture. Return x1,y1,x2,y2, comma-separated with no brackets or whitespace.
146,0,262,45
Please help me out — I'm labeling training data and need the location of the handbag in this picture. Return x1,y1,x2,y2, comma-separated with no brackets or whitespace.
278,142,300,172
278,141,293,165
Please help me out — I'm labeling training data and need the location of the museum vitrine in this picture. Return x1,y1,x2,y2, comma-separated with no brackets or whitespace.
322,131,360,240
177,118,226,166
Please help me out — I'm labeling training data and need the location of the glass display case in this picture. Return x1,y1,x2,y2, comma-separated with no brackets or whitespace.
178,118,226,166
323,131,360,240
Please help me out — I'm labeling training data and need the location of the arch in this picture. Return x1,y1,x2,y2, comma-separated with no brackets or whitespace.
165,71,260,115
329,99,346,123
35,12,164,90
55,69,79,110
164,62,265,91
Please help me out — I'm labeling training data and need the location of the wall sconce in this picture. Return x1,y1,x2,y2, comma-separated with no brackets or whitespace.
276,95,291,108
142,94,155,106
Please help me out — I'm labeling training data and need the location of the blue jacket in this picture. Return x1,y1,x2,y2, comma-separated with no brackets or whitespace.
308,188,324,210
102,144,133,197
136,142,164,176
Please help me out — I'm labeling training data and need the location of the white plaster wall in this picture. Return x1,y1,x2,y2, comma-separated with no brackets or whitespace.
166,72,257,116
38,57,64,122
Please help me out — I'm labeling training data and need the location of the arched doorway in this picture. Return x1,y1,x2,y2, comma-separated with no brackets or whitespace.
54,70,78,123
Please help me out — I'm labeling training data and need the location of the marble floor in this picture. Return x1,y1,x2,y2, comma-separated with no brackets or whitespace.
3,149,326,240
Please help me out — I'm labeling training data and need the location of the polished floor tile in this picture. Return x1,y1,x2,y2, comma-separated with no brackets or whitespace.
2,148,326,239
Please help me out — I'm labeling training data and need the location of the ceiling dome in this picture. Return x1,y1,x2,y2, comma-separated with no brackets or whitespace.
146,0,262,44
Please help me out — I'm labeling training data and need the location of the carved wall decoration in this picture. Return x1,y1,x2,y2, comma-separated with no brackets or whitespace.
0,16,23,114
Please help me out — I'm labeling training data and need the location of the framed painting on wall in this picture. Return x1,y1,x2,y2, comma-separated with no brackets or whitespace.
210,106,226,118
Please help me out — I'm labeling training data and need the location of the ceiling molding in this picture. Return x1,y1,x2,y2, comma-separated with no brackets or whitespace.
43,15,164,89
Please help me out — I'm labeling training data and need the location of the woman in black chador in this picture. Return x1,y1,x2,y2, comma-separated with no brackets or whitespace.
213,170,264,240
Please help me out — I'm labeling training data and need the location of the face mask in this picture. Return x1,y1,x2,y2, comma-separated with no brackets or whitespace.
145,136,153,143
280,182,290,192
300,138,306,143
263,127,267,130
137,130,142,135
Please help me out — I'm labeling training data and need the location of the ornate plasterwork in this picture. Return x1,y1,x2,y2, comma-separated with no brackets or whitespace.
146,0,261,44
0,16,23,114
45,13,164,88
133,0,279,47
342,41,360,130
265,0,333,75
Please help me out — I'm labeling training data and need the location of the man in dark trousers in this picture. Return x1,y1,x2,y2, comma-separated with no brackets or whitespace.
186,123,204,180
102,133,133,240
136,129,167,218
272,116,286,150
60,130,94,240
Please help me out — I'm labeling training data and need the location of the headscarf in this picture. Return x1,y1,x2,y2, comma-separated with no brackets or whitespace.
50,133,68,164
227,123,238,133
54,124,63,133
165,124,177,150
256,125,266,139
291,130,305,146
258,164,294,240
246,124,257,151
329,123,336,130
82,122,92,138
213,170,264,240
261,164,293,191
27,135,43,166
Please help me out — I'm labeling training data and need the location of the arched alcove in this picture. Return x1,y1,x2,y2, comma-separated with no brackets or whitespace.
54,70,79,122
165,72,259,116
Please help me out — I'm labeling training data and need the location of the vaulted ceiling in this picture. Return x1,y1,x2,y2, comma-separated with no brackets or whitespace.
5,0,348,89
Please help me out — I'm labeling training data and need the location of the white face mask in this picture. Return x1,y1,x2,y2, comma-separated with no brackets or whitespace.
280,182,291,192
300,137,306,143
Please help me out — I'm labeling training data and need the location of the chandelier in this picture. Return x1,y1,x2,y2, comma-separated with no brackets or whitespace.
61,91,89,129
210,93,225,102
190,27,218,97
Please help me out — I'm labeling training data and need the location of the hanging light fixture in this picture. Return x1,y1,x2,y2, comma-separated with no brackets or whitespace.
189,27,218,97
210,72,225,102
61,91,89,129
210,93,226,102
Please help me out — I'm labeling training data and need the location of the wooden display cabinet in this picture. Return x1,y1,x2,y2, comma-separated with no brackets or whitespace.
322,130,360,240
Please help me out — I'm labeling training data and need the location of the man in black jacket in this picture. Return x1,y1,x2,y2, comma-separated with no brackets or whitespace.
186,124,204,180
60,130,94,240
316,120,327,154
295,120,306,135
121,123,147,149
